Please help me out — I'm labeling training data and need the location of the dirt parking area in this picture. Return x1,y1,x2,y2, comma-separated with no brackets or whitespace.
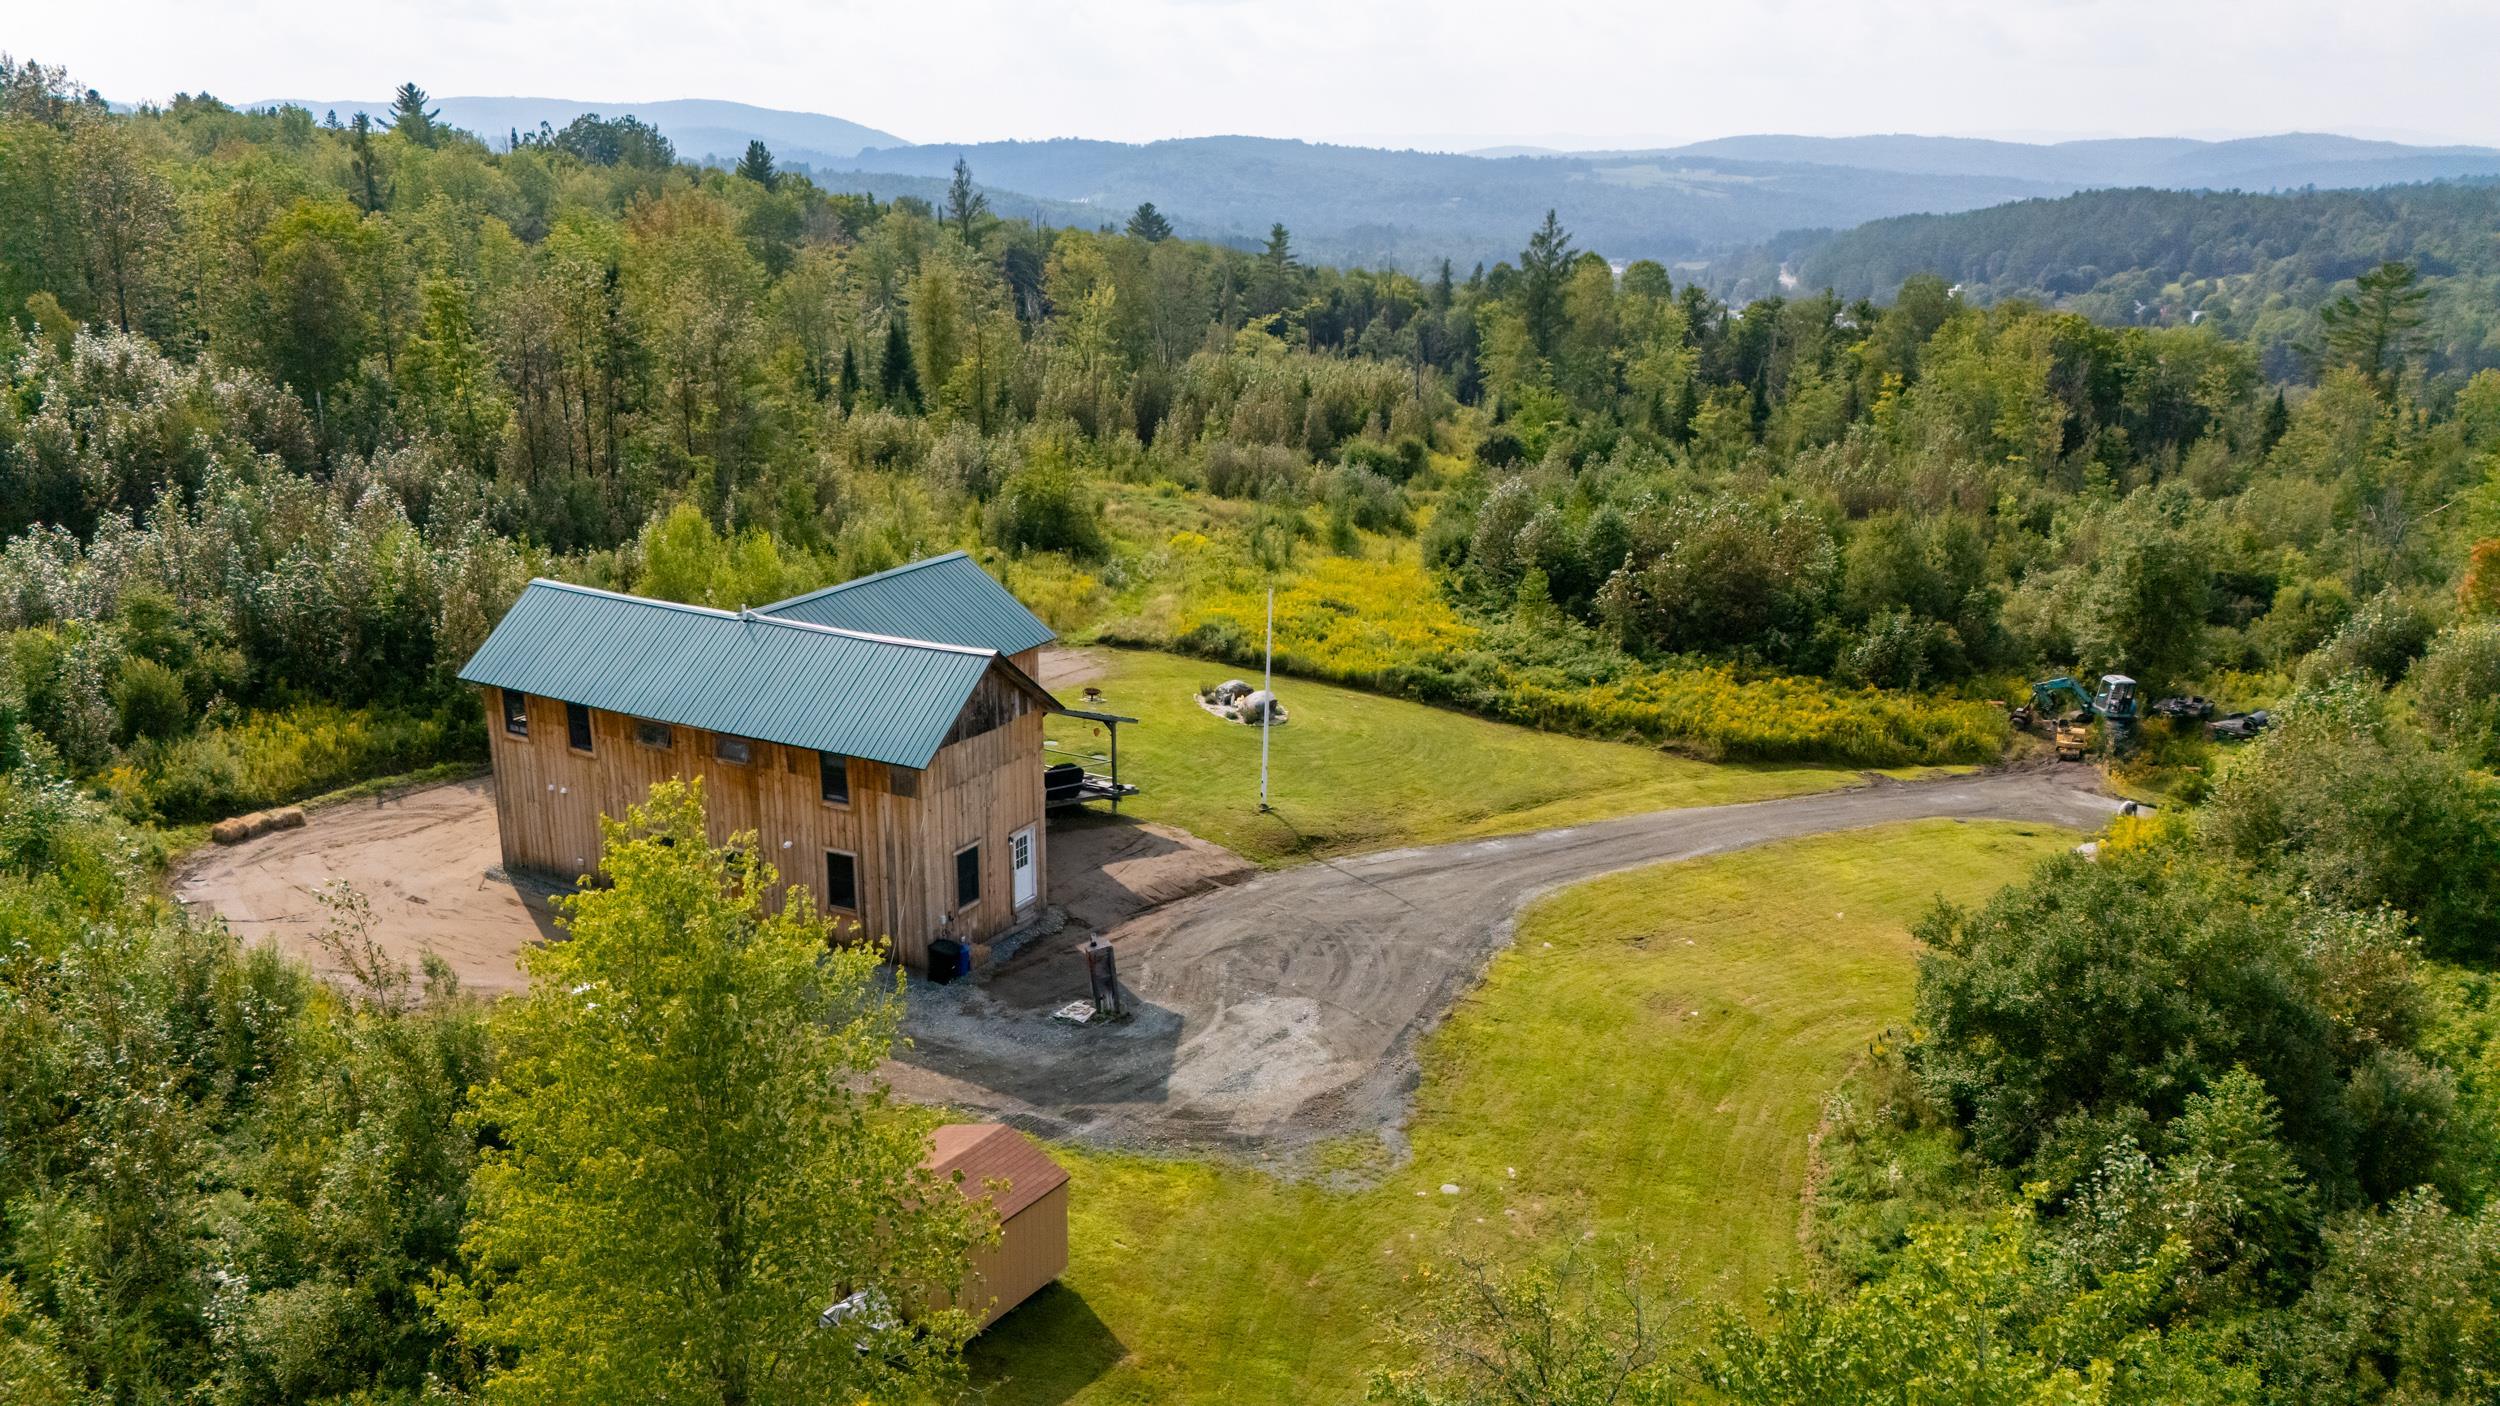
174,778,563,997
172,773,1254,1003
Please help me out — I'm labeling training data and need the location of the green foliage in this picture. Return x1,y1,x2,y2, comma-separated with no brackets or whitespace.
1369,1247,1683,1406
0,764,486,1403
102,701,479,824
2270,1190,2500,1404
1912,836,2444,1204
1702,1201,2236,1404
2303,592,2439,686
987,457,1107,559
2201,679,2500,959
2413,622,2500,767
439,779,977,1404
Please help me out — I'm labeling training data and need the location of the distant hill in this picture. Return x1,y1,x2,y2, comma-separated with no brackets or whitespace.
231,101,2500,276
833,136,2082,269
263,96,904,165
834,131,2500,272
1658,132,2500,190
1708,180,2500,380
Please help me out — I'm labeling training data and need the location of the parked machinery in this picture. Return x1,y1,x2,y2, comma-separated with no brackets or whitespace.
2027,673,2141,758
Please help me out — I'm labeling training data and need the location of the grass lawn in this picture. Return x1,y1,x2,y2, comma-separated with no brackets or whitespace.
965,817,2077,1404
1044,648,1935,866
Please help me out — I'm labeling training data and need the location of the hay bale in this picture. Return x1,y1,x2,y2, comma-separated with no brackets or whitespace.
266,806,306,832
211,817,254,844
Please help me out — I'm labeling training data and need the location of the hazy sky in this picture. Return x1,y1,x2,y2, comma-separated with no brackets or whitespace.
12,0,2497,149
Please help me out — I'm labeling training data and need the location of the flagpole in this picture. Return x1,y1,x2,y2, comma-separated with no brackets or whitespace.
1259,586,1274,813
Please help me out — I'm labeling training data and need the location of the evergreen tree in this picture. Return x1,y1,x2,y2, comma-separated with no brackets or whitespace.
386,82,440,146
734,139,776,190
2318,260,2430,393
1253,222,1298,317
1519,209,1574,361
945,158,988,242
1126,201,1174,242
348,112,389,212
835,341,860,411
880,316,921,412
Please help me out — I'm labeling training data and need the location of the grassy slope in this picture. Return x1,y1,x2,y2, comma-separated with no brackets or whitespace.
967,818,2078,1404
1044,648,1919,866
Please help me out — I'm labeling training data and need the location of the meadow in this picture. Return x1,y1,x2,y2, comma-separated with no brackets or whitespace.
1041,646,1902,865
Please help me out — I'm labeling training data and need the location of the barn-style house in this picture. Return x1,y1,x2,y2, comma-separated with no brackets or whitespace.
457,552,1062,971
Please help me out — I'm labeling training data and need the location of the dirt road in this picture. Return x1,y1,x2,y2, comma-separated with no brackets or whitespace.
888,767,2122,1165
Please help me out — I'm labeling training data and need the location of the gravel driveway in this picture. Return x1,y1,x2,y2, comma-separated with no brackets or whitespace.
887,767,2122,1166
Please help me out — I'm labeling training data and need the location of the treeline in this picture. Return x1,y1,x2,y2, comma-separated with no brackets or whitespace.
1716,180,2500,381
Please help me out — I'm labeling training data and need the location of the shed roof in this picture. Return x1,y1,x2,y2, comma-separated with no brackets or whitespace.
759,551,1057,657
924,1123,1069,1221
457,580,1054,770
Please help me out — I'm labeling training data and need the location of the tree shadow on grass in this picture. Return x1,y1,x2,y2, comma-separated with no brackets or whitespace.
964,1281,1130,1406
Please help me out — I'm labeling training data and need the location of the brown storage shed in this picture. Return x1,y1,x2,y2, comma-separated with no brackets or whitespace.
456,554,1063,971
926,1123,1071,1329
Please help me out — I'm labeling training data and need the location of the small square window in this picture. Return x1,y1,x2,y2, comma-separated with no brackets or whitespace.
714,736,752,765
501,688,529,737
635,719,673,750
825,850,858,911
954,844,980,911
819,752,851,805
566,701,592,752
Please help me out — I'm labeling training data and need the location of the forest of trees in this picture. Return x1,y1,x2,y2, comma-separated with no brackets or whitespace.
1716,180,2500,381
6,54,2500,1404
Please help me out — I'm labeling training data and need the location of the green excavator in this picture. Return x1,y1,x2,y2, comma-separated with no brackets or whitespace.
2024,674,2140,759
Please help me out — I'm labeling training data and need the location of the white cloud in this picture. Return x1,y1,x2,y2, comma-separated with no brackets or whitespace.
11,0,2496,147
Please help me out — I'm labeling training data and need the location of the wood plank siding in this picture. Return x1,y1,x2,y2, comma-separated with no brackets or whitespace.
481,670,1046,971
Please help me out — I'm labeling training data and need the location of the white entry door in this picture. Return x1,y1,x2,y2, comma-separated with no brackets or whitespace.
1010,825,1037,909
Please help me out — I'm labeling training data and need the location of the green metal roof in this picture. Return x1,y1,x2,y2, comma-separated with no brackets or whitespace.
758,551,1057,656
457,581,1037,770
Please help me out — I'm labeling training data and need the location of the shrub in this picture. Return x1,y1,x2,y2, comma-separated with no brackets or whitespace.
112,703,481,824
2202,678,2500,960
1323,464,1410,536
2303,591,2439,685
112,656,191,745
1201,440,1305,500
1914,839,2443,1201
2413,622,2500,768
985,461,1107,560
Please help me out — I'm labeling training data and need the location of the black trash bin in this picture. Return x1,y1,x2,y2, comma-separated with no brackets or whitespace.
927,938,970,984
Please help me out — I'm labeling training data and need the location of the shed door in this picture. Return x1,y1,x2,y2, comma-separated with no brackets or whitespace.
1010,825,1037,910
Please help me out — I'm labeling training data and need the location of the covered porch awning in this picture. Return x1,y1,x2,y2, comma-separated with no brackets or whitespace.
1044,706,1139,811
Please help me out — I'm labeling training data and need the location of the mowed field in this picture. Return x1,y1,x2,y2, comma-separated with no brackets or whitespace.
1043,648,1928,866
967,818,2076,1404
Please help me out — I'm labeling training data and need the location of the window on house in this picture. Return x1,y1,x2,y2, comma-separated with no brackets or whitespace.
635,719,673,750
954,843,980,910
825,850,858,911
714,736,752,764
819,752,851,805
501,688,529,737
566,702,592,752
